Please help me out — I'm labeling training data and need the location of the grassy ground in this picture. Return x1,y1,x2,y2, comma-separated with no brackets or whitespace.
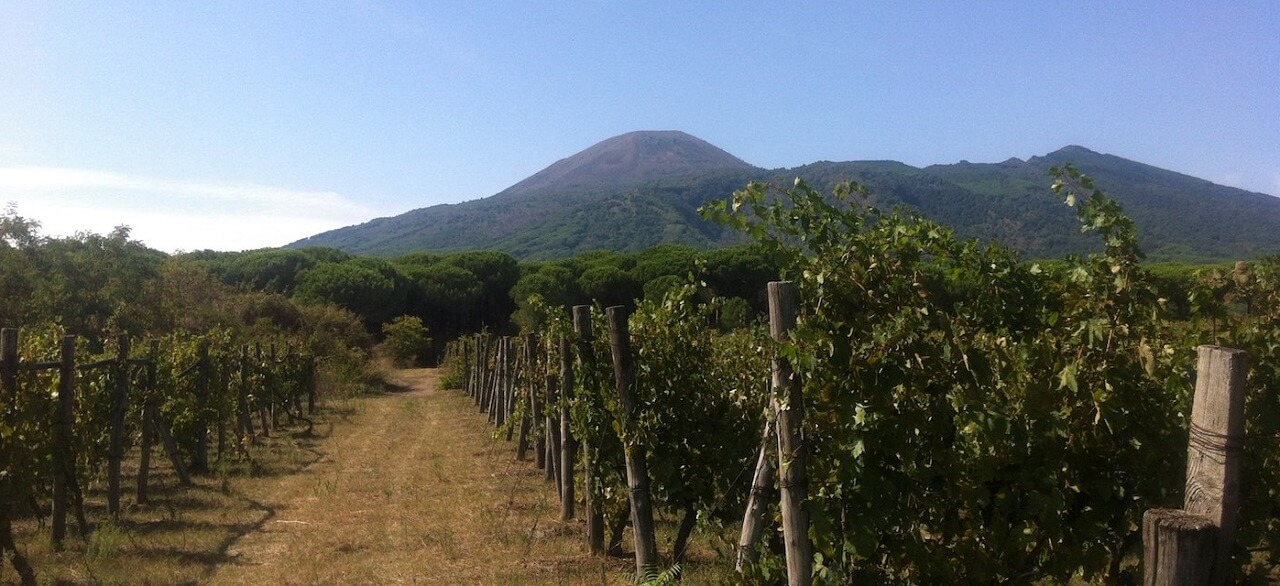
2,368,732,585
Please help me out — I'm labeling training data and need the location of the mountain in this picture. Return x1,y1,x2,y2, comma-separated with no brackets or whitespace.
291,131,768,259
502,130,757,195
290,132,1280,262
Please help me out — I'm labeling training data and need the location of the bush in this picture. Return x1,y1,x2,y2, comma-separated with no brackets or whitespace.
381,315,431,367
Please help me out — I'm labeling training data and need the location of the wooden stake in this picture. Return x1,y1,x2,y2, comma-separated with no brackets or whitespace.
153,408,192,486
531,336,546,469
737,418,775,572
1183,345,1247,585
137,340,159,504
0,328,37,585
559,328,576,521
517,334,535,461
769,281,811,586
51,335,75,549
574,306,605,556
546,373,561,490
193,339,210,473
238,346,255,441
1143,508,1217,586
606,305,658,576
107,334,130,515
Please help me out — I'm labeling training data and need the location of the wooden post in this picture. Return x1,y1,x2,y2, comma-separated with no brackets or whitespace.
238,345,255,440
0,328,37,585
193,339,210,473
473,335,484,405
606,305,658,575
505,337,517,440
51,335,76,549
546,373,561,490
138,398,154,504
256,344,271,437
470,336,478,403
153,407,192,486
769,281,811,586
1143,508,1217,586
1183,345,1247,585
1,328,15,413
531,336,546,469
486,339,498,420
269,344,281,430
107,334,130,515
517,334,536,461
481,335,494,414
463,338,473,399
737,418,775,572
574,306,606,556
306,354,317,415
138,340,159,504
559,328,576,521
489,339,504,425
216,356,227,461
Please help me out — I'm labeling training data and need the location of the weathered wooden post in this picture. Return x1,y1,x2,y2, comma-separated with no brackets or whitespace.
493,338,508,427
153,403,192,486
474,335,486,406
769,281,811,586
51,335,76,549
482,335,496,415
560,317,577,521
107,334,130,515
269,343,281,431
464,337,475,400
193,339,210,473
216,355,228,460
573,306,606,555
546,372,562,491
238,345,255,440
137,340,159,504
255,344,270,437
0,328,38,585
516,334,536,461
1143,345,1247,586
306,353,317,415
1143,509,1217,586
1,328,15,411
531,336,547,469
737,418,775,572
606,305,658,575
505,337,517,440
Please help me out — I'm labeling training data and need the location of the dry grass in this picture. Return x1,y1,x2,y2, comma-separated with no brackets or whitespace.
3,369,734,585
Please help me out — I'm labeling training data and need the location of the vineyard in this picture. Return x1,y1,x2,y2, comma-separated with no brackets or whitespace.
1,168,1278,584
446,168,1280,584
0,327,315,585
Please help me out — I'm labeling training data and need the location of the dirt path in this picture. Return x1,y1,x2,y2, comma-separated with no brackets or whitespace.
207,368,624,585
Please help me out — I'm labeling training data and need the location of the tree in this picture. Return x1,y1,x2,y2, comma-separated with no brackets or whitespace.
293,260,410,328
444,251,519,330
381,315,431,367
216,249,317,294
578,265,640,307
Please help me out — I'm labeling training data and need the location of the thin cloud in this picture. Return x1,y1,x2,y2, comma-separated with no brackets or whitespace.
0,165,384,251
0,165,375,216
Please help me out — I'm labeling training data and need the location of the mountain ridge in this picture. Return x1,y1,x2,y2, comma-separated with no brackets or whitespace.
290,132,1280,262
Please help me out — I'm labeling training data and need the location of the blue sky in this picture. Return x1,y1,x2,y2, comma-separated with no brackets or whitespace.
2,2,1277,252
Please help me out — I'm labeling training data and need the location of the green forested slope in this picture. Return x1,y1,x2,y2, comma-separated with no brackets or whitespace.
289,134,1280,262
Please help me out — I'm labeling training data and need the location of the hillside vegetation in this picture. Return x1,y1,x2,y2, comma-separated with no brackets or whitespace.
290,131,1280,262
